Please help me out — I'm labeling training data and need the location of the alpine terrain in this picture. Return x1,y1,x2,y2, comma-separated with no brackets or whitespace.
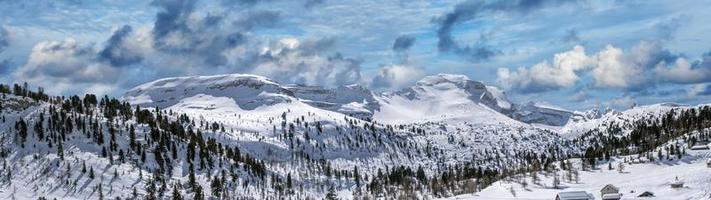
0,73,709,199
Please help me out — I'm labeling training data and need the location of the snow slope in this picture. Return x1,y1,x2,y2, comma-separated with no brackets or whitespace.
286,84,379,119
119,73,576,198
122,74,294,110
373,74,518,125
445,129,711,200
560,103,692,138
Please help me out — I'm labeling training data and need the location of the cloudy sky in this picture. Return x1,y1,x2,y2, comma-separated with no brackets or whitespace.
0,0,710,110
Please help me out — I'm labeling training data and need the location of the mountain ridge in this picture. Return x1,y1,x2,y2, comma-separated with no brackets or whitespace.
122,73,590,127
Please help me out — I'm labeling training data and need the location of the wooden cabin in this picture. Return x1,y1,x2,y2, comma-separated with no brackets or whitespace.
600,184,620,197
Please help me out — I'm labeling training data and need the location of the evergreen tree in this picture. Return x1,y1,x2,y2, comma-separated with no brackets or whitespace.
89,167,95,179
193,185,204,200
172,184,183,200
325,185,338,200
211,178,222,198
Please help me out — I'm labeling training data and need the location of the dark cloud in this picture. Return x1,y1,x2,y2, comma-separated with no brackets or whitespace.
561,28,580,43
304,0,324,8
296,36,336,56
0,59,9,74
151,0,247,66
151,0,197,39
435,0,582,62
221,0,271,7
221,0,321,8
0,26,8,53
392,34,415,52
655,16,683,41
98,25,143,66
698,84,711,96
233,10,281,31
234,38,362,86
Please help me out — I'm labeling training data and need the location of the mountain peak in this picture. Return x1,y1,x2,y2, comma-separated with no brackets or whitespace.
416,73,474,86
122,73,295,110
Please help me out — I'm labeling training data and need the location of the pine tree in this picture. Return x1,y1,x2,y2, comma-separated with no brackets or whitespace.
416,166,426,183
97,183,104,200
57,142,64,160
172,184,183,200
129,125,137,151
325,185,338,200
211,178,222,198
132,187,139,199
193,185,204,200
89,167,95,179
286,172,293,190
353,166,361,187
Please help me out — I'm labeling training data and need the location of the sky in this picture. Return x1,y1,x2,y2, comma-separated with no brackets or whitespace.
0,0,710,110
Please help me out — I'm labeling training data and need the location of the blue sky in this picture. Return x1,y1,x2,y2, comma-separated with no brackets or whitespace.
0,0,710,110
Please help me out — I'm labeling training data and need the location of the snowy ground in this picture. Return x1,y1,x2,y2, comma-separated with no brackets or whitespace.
444,149,711,200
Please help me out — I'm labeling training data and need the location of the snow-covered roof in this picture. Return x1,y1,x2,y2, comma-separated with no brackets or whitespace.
557,191,593,200
601,184,619,191
602,193,622,200
637,191,655,197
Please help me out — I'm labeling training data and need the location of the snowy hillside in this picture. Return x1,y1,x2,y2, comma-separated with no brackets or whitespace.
373,74,517,125
122,74,295,110
123,73,580,127
446,128,711,200
121,73,565,171
560,103,694,138
286,84,379,120
118,73,582,198
1,73,709,199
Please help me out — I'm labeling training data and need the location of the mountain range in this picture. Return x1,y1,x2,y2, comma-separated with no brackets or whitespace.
122,73,593,127
0,73,707,199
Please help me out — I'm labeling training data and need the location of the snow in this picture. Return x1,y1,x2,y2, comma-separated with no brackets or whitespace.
373,74,519,125
559,103,686,138
122,73,293,109
444,149,711,200
4,72,708,199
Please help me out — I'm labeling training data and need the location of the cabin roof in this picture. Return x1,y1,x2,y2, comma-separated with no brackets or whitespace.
602,193,622,199
558,191,593,199
601,184,619,191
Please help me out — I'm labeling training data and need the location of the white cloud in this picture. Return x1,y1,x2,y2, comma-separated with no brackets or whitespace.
655,57,711,84
607,95,636,109
591,44,637,88
14,38,120,95
245,37,362,87
498,40,711,93
687,83,711,97
497,45,592,92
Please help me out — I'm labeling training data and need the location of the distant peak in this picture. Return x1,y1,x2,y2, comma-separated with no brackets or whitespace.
416,74,473,86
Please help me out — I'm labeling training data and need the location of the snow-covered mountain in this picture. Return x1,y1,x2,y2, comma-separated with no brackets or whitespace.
4,73,708,199
285,84,379,119
122,74,295,110
372,74,518,125
512,101,593,126
122,73,584,127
